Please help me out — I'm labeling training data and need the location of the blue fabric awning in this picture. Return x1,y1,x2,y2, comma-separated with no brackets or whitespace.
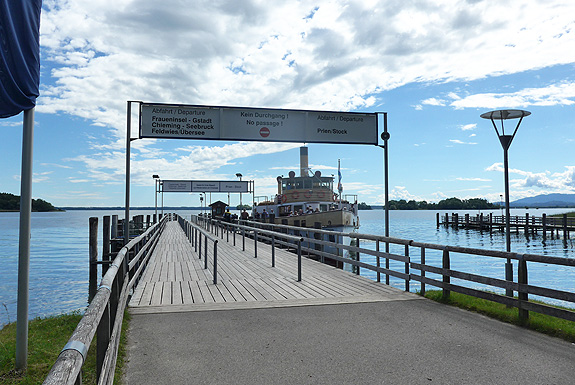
0,0,42,118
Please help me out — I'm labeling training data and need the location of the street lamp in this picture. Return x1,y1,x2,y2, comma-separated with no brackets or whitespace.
480,109,530,296
236,173,243,209
152,175,159,223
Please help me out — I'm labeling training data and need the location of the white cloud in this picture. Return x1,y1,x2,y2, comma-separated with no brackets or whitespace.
460,124,476,131
485,163,575,192
391,186,421,201
456,177,491,182
450,81,575,109
34,0,575,187
449,139,477,145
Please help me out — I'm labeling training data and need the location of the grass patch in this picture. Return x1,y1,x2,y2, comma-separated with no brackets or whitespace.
423,290,575,342
0,311,130,384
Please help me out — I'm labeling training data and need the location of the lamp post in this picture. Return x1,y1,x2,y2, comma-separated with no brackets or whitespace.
236,173,243,209
480,109,530,297
153,175,159,223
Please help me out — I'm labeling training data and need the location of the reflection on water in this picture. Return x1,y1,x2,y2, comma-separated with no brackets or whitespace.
1,208,574,327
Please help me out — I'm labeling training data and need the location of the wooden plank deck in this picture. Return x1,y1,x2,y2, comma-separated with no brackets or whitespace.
129,221,421,314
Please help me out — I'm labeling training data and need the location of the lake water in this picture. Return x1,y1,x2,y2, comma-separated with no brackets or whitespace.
1,208,574,327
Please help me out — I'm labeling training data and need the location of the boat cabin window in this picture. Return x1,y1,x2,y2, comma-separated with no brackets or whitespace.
320,204,328,212
278,205,291,216
294,205,303,214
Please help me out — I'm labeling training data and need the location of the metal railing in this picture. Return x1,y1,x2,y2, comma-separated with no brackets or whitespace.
43,215,168,385
193,215,304,281
198,216,575,323
176,214,219,284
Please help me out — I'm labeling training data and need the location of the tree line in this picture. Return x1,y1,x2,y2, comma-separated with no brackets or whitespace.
385,197,497,210
0,192,61,212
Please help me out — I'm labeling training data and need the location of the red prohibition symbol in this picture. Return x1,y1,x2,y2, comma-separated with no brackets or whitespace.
260,127,270,137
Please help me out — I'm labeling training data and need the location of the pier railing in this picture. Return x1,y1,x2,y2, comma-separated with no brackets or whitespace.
193,215,305,281
176,214,219,284
195,215,575,323
43,215,168,385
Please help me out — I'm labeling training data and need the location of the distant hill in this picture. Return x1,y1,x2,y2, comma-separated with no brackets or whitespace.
0,192,62,212
511,193,575,208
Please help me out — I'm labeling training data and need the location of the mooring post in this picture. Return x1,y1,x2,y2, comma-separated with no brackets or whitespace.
111,215,118,239
103,216,111,276
563,214,569,240
542,213,547,241
89,217,98,303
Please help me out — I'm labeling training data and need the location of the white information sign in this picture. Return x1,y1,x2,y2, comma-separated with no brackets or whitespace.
162,180,192,192
162,180,250,193
140,103,378,145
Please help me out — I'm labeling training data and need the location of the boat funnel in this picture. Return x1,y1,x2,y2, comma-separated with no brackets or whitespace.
300,147,308,177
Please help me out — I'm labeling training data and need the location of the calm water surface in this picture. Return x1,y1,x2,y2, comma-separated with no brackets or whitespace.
1,208,574,327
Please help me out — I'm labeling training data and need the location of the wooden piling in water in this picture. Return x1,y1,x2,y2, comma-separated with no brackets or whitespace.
89,217,98,303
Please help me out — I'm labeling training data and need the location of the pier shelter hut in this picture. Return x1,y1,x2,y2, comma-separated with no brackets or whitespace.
209,200,228,219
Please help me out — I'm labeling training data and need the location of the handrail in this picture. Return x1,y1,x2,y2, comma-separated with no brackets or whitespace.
197,215,575,323
176,214,219,284
43,215,169,385
193,215,304,281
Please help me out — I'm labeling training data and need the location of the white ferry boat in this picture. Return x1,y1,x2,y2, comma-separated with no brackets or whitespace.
252,147,359,230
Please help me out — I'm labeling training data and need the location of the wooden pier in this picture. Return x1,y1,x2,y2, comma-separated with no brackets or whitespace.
129,220,417,314
437,212,575,240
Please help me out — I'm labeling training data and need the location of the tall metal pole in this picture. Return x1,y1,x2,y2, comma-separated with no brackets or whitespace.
383,113,389,240
15,108,35,369
124,102,132,245
481,109,530,299
502,139,513,296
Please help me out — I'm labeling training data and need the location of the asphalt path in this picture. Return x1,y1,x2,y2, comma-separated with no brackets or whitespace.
125,298,575,384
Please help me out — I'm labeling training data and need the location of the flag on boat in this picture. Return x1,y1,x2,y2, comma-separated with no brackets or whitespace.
337,159,343,193
0,0,42,118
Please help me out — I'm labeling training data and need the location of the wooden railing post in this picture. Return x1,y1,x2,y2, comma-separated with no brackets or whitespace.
542,213,547,242
518,254,529,323
376,240,380,283
404,244,410,292
96,301,110,381
89,217,98,303
442,248,450,301
420,247,426,296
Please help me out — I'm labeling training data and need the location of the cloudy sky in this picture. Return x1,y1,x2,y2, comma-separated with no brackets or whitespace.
2,0,575,207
